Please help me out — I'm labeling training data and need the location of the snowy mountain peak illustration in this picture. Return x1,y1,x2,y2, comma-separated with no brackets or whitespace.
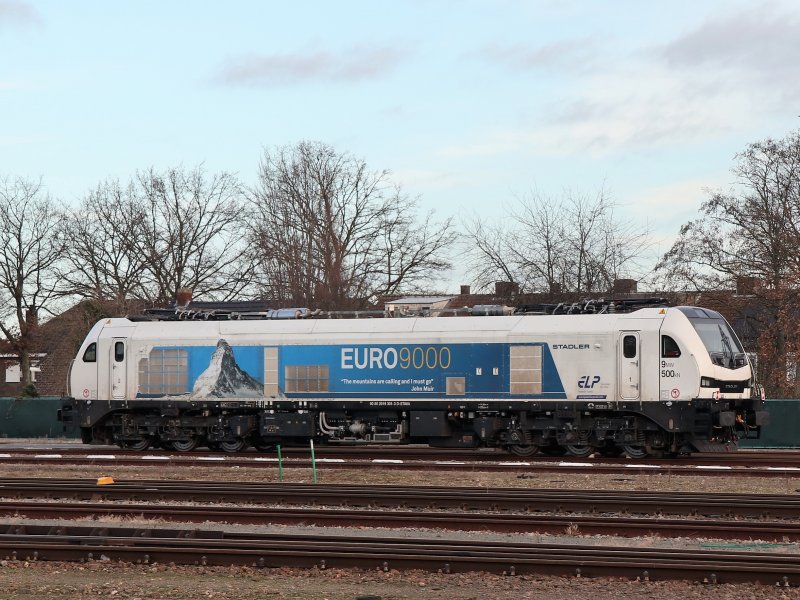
192,339,263,398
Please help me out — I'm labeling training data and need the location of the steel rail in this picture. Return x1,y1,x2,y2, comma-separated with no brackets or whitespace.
5,445,800,465
1,499,799,541
1,478,800,518
2,452,799,477
0,525,797,584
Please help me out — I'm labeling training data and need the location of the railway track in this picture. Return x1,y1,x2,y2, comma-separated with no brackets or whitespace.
0,524,797,585
2,478,800,518
4,477,800,584
5,445,800,464
2,448,799,476
2,499,800,541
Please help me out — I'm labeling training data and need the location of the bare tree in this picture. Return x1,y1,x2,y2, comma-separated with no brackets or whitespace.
463,194,568,294
58,180,149,304
0,177,65,392
134,166,253,304
656,132,800,291
656,130,800,396
60,166,254,306
248,142,455,309
374,203,454,298
463,189,652,295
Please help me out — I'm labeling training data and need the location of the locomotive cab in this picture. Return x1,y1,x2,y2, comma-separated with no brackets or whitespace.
679,307,752,400
68,319,105,402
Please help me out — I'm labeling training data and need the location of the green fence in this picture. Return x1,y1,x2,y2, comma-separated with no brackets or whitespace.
0,396,797,447
0,396,73,439
739,399,799,448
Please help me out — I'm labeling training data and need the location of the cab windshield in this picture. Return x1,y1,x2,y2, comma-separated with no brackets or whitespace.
678,307,747,369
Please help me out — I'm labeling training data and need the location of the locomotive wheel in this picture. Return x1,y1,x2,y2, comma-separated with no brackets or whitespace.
564,444,593,458
219,438,247,453
622,445,648,459
170,438,199,452
509,444,539,457
119,437,150,451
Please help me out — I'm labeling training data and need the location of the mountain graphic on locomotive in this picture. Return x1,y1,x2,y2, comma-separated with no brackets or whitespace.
59,299,768,458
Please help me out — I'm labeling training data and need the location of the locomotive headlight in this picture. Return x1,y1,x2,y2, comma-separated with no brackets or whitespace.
700,377,716,388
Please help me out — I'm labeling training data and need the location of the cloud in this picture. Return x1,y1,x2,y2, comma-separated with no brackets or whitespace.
661,5,798,74
476,38,598,73
0,0,42,27
622,177,728,259
215,45,407,87
628,178,717,219
439,68,743,160
658,4,800,105
0,80,24,90
391,167,471,190
446,4,800,161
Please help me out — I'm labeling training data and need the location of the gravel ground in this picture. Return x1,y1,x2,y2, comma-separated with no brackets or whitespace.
3,511,799,598
2,441,800,598
4,560,799,600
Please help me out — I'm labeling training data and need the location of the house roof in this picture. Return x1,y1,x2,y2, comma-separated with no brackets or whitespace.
386,296,454,305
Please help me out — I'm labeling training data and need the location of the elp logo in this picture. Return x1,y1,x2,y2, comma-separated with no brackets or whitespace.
578,375,601,389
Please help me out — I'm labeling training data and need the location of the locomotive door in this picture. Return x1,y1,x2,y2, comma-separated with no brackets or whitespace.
110,338,127,399
618,332,640,400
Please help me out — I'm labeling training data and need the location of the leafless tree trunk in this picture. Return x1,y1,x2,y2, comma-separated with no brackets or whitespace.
0,177,65,392
248,142,455,309
58,180,149,305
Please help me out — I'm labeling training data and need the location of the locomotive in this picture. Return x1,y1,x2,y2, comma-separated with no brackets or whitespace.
59,299,767,458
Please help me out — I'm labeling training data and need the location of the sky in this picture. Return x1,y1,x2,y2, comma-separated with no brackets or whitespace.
2,0,799,291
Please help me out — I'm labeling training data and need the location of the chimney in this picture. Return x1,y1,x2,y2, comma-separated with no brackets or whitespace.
25,305,38,328
460,285,471,295
549,282,562,294
494,281,519,297
176,288,193,307
612,279,637,295
736,276,760,295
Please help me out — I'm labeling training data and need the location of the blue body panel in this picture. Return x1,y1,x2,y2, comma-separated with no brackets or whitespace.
280,342,564,398
137,342,567,400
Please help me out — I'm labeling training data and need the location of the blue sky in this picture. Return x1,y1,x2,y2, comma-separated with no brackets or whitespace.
2,1,799,290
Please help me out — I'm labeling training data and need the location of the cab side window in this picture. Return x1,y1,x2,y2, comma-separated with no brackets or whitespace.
82,342,97,363
622,335,637,358
662,335,681,358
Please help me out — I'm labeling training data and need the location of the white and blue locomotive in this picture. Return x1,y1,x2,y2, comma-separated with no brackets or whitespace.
60,302,767,457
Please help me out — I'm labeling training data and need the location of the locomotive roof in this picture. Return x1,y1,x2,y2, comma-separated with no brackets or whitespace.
132,297,669,322
97,306,678,341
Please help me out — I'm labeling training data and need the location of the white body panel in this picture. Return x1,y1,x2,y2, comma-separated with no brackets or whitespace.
70,307,751,404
